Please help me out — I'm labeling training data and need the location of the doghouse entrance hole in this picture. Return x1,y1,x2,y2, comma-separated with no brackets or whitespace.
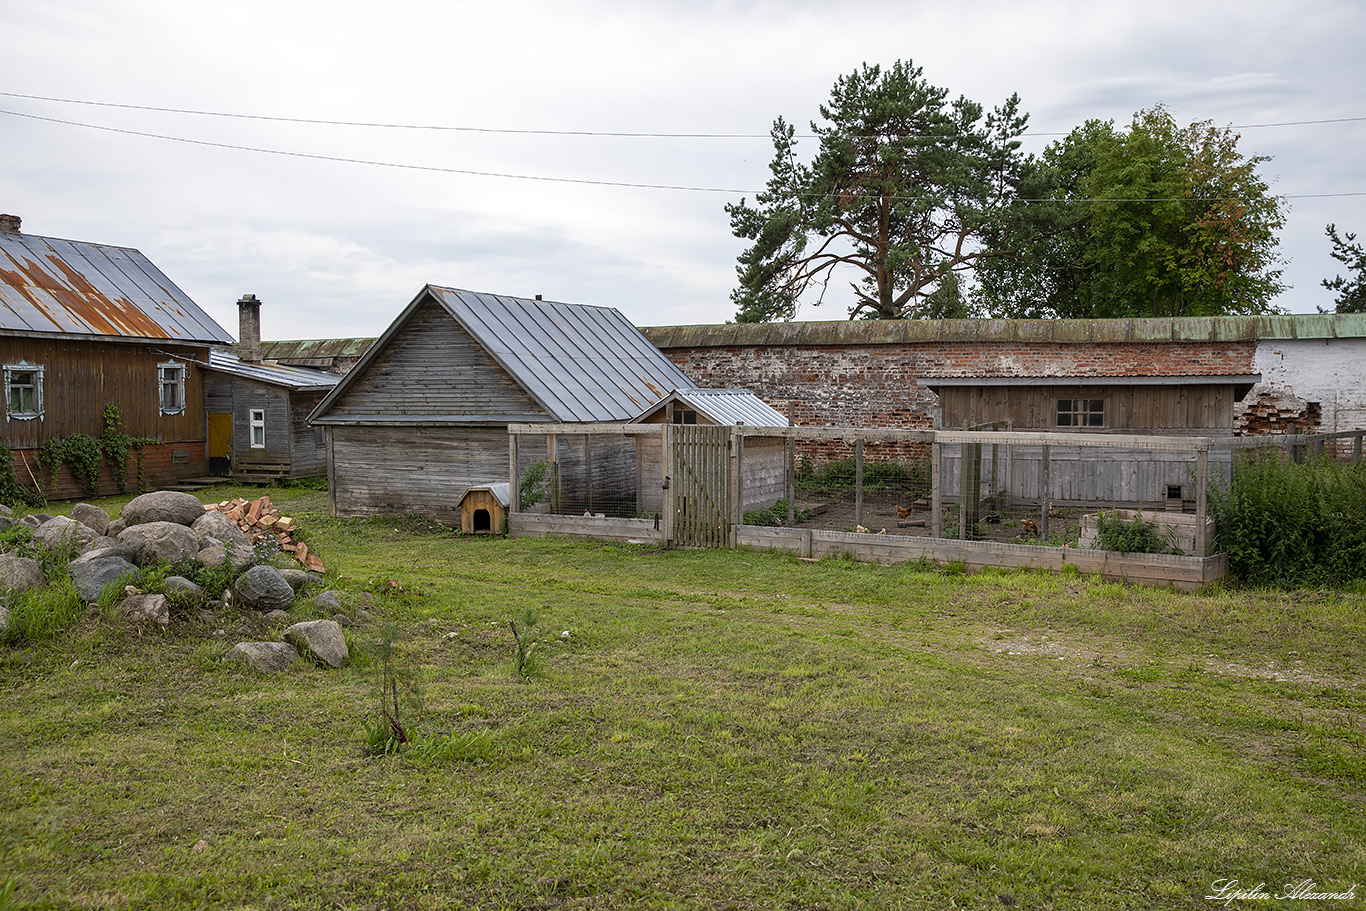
473,508,492,533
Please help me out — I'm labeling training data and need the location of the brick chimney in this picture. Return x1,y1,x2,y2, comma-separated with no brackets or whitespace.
0,214,20,234
237,293,262,363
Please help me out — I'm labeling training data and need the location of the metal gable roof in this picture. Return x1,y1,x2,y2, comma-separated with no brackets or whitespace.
632,388,790,426
428,286,693,422
204,350,340,391
0,228,233,343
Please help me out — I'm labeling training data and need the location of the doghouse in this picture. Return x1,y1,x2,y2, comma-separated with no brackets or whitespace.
458,483,510,534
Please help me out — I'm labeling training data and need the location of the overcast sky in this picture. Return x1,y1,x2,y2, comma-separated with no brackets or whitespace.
3,0,1364,342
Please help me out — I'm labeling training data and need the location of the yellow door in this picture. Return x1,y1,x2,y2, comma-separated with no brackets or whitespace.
207,413,232,475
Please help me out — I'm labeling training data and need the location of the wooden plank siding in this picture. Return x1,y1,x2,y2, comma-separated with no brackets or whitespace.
329,425,510,524
0,336,209,448
323,297,546,418
938,384,1236,434
205,376,329,481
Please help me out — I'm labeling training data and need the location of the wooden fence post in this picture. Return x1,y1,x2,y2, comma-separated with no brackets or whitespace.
855,438,864,529
508,432,519,517
1195,446,1209,557
786,436,796,526
1040,444,1051,541
930,440,942,539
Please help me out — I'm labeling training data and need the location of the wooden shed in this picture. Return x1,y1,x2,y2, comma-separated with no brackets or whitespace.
922,374,1261,508
308,285,696,524
0,213,234,498
630,388,790,515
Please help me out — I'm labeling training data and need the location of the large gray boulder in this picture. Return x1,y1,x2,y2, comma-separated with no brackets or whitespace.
70,542,138,567
225,642,299,673
163,575,205,602
0,553,45,594
68,555,138,603
118,521,200,567
191,511,249,548
70,503,111,536
121,491,207,528
283,619,348,668
235,565,295,612
33,516,100,553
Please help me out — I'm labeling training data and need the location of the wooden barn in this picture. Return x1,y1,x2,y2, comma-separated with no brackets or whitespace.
308,285,697,524
630,387,789,515
201,294,338,482
0,213,234,498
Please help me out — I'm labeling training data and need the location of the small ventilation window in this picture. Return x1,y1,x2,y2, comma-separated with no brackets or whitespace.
671,409,698,425
1057,398,1104,428
158,362,187,415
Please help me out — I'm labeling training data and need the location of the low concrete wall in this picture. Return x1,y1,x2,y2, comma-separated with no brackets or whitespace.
737,525,1226,590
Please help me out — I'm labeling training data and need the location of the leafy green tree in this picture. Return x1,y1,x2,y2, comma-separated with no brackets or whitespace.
978,106,1286,318
1323,224,1366,313
726,60,1029,322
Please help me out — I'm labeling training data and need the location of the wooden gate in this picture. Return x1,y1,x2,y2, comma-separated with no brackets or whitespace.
670,424,730,547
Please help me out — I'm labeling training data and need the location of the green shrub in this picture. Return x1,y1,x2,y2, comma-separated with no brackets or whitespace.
519,459,551,509
1211,449,1366,586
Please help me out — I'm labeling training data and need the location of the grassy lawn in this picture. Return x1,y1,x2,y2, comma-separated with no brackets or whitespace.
1,483,1364,909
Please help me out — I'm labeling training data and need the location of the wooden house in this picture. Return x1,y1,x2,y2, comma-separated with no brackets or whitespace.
201,294,339,482
630,388,789,515
308,285,696,524
0,214,234,498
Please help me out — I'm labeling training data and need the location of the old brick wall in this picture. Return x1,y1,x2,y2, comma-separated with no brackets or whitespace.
660,340,1256,430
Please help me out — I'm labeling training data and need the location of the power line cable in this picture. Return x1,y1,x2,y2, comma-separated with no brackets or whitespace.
4,90,1365,138
4,107,1364,201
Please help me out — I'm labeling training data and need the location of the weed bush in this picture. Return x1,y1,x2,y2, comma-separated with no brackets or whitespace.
742,499,813,527
1211,449,1366,586
1094,510,1180,555
1,578,84,643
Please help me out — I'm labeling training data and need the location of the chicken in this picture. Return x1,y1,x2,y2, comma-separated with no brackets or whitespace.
1021,518,1040,537
896,504,912,519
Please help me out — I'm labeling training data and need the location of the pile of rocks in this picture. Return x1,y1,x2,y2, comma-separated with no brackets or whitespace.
0,489,360,673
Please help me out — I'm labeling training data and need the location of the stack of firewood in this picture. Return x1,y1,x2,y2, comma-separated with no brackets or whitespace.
205,495,326,573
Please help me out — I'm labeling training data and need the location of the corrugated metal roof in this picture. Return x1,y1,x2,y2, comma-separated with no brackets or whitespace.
632,388,790,426
311,285,694,425
642,313,1366,348
0,228,233,343
429,286,692,422
205,350,340,390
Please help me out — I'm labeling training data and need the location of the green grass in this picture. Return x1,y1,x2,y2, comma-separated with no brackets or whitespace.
1,488,1364,908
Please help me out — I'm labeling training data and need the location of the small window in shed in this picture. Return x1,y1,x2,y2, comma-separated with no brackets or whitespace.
1057,398,1104,428
249,409,266,448
158,362,186,415
4,363,43,421
672,409,698,425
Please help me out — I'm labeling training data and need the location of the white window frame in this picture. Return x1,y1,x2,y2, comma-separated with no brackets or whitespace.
4,362,44,422
158,361,187,416
249,408,266,449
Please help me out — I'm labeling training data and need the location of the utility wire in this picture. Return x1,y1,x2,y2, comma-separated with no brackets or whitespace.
4,90,1365,138
4,106,1365,201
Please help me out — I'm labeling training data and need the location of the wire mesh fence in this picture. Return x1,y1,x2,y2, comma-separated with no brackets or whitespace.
511,427,661,520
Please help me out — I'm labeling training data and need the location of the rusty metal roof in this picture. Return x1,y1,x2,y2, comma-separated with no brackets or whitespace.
642,313,1366,348
0,228,233,343
204,350,340,391
259,337,376,365
631,388,790,426
312,285,693,424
